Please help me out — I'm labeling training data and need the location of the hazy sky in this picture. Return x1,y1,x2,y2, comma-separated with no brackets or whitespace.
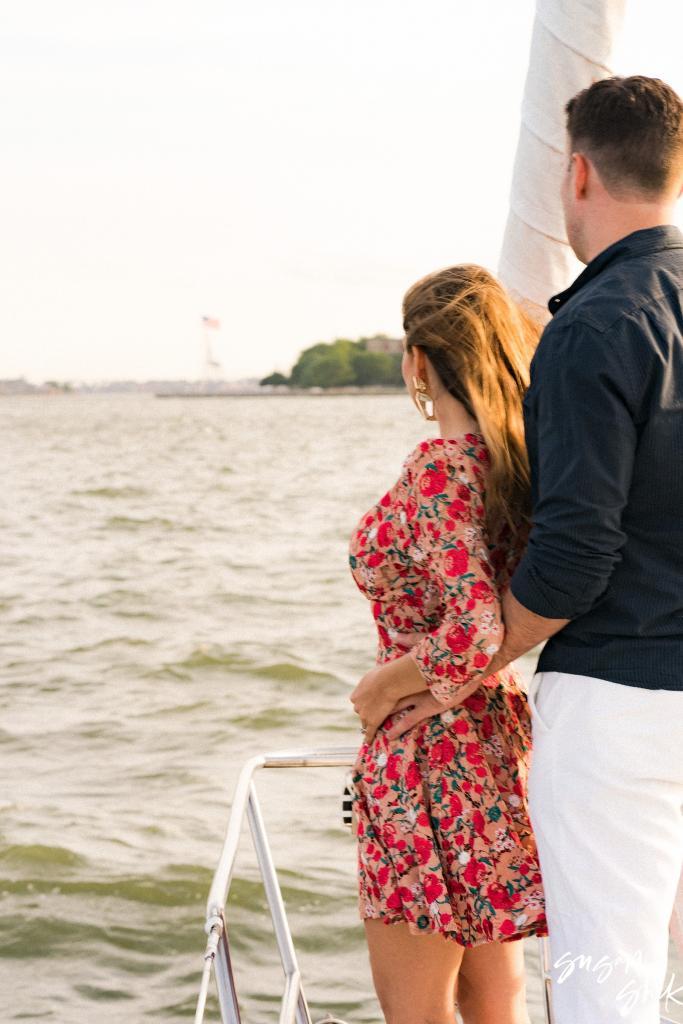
2,1,682,383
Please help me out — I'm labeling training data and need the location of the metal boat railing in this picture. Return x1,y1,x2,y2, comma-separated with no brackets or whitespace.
194,747,677,1024
194,748,358,1024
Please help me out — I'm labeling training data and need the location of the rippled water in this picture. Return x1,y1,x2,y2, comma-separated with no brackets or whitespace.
2,394,680,1022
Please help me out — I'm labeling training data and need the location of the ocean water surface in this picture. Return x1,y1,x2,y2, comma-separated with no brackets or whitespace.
2,394,681,1022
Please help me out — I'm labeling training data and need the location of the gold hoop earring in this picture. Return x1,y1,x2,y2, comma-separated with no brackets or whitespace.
412,376,437,421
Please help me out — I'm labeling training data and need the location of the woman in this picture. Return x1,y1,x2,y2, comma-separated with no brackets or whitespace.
347,264,548,1024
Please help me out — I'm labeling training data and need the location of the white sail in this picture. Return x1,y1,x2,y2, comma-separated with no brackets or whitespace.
671,869,683,971
497,0,626,324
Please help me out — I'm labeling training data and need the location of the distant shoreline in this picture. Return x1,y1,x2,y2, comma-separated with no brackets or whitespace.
1,383,406,397
154,386,406,398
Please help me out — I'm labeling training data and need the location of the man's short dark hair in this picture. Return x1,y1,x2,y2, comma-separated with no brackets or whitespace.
566,75,683,199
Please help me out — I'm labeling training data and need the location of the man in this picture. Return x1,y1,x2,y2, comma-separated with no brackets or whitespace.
494,75,683,1023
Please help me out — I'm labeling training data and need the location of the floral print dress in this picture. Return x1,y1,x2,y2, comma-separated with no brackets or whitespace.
348,433,548,945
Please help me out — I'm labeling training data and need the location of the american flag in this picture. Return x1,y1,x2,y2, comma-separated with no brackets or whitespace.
202,315,220,329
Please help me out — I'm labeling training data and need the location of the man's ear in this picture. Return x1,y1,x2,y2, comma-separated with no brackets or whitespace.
573,153,589,200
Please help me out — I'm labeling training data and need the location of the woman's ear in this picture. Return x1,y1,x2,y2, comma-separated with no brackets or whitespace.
416,348,436,388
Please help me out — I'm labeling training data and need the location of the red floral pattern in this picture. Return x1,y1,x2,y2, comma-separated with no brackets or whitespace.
348,434,547,945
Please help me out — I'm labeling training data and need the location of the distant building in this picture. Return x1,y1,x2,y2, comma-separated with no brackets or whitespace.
0,377,40,394
364,334,403,355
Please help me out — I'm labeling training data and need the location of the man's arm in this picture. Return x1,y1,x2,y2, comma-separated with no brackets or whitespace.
485,587,569,675
381,586,568,741
497,319,639,661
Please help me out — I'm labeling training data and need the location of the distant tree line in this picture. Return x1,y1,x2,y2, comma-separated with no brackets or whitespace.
260,336,403,388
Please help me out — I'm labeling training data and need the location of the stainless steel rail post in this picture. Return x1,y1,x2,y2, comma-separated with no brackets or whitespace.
195,748,357,1024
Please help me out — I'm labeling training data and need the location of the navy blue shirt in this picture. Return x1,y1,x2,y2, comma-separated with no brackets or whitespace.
510,224,683,690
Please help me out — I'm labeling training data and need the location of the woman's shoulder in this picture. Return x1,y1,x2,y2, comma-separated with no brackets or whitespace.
400,435,490,541
402,434,489,492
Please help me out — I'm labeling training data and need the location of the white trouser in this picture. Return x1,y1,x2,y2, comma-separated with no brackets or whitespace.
526,669,683,1024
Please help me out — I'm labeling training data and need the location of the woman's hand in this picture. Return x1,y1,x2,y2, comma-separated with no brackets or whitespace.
349,666,403,745
349,652,440,744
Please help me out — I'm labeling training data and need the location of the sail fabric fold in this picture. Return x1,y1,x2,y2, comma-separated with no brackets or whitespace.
497,0,626,322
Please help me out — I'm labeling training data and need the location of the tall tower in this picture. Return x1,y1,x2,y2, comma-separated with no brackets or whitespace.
201,315,223,380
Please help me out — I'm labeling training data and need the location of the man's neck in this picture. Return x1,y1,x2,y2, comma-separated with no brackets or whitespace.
583,208,677,264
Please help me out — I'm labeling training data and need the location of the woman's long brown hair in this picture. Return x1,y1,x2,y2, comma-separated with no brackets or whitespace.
402,264,541,572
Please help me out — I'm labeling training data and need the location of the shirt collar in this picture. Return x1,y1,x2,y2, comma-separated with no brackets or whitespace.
548,223,683,316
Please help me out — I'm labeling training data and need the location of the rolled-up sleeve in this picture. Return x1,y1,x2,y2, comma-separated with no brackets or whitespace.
405,445,505,706
510,320,638,620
